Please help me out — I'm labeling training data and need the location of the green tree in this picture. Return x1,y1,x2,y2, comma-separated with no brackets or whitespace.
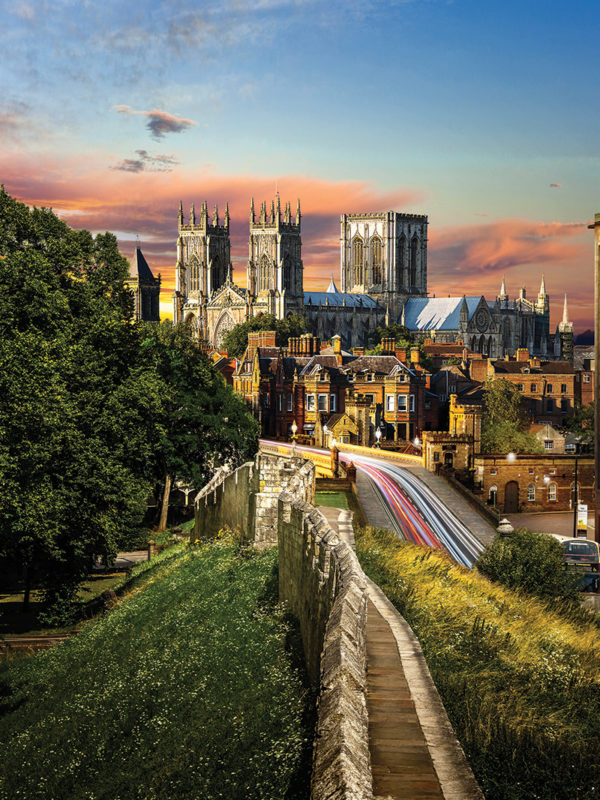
560,402,594,452
476,528,580,603
372,322,414,348
0,192,150,613
222,313,306,359
480,377,543,454
136,322,259,530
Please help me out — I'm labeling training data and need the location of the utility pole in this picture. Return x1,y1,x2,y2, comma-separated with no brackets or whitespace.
589,213,600,543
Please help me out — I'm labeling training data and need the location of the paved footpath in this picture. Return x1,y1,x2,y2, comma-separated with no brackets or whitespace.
318,505,483,800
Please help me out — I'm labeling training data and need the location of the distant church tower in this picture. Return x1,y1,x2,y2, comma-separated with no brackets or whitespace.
558,294,574,363
127,247,160,322
246,196,303,318
172,200,231,336
340,212,428,320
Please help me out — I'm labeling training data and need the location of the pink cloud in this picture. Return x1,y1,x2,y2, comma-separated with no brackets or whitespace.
114,105,197,140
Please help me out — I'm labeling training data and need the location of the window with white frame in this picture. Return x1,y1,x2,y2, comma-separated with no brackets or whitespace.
397,395,407,411
330,394,336,412
544,440,554,450
584,374,591,383
409,394,415,412
318,394,328,411
531,383,537,393
386,395,395,412
561,383,567,394
287,393,293,411
527,484,535,502
547,383,553,393
517,383,524,392
306,394,315,411
548,482,557,501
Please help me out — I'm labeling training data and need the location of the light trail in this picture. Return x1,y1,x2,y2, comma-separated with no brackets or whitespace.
260,439,485,568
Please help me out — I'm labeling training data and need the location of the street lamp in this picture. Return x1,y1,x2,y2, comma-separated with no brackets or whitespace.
375,427,381,448
323,424,329,449
413,436,421,448
507,452,517,464
291,420,298,456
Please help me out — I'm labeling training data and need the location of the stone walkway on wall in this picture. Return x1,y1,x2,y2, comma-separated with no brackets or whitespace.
317,505,483,800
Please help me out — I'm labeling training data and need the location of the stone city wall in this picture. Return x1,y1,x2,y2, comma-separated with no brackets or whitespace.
195,454,372,800
277,494,371,800
194,452,315,545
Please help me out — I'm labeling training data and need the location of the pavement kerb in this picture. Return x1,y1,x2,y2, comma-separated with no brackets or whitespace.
337,509,485,800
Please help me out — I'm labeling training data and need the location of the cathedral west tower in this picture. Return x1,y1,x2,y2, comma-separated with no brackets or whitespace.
246,196,304,319
172,200,231,336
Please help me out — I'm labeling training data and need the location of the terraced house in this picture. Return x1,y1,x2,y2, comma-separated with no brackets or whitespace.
233,332,436,444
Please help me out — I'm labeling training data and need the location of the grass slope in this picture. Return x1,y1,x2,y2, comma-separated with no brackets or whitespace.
356,526,600,800
0,541,312,800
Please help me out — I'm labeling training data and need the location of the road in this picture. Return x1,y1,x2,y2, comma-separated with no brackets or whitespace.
263,441,488,568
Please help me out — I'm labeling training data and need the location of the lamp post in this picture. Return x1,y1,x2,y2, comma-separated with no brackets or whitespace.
589,212,600,542
375,427,381,448
323,424,329,449
572,455,580,538
291,420,298,456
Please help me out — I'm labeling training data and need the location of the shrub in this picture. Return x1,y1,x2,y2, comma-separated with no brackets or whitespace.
355,526,600,800
476,528,581,602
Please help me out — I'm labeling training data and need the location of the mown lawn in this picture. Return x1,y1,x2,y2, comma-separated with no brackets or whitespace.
0,540,313,800
356,526,600,800
314,490,349,509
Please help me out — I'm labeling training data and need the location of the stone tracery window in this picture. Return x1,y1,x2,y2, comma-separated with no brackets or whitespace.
410,236,418,287
371,235,382,285
258,254,271,292
398,235,407,291
352,235,364,286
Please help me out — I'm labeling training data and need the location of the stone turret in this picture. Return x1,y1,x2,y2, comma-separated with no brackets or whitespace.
558,294,574,363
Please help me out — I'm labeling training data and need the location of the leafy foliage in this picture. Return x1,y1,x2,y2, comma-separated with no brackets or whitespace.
368,323,434,370
356,526,600,800
0,188,259,613
476,528,580,602
481,377,542,454
222,313,306,359
560,401,594,451
0,541,314,799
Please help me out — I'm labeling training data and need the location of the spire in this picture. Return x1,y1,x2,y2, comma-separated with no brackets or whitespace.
326,275,339,293
178,200,183,226
270,199,275,224
224,202,230,228
296,198,301,225
276,194,281,220
213,204,218,226
284,200,291,224
539,273,547,297
499,275,507,299
250,197,255,223
190,203,195,225
562,293,569,325
260,201,266,224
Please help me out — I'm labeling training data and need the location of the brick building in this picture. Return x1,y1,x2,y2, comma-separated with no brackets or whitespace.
473,454,593,513
233,332,436,444
470,350,578,426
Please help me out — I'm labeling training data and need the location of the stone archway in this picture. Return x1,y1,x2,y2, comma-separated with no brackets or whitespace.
213,311,236,349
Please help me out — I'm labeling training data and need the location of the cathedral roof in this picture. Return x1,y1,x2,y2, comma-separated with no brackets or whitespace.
402,297,483,331
129,247,157,283
303,291,377,308
326,276,339,293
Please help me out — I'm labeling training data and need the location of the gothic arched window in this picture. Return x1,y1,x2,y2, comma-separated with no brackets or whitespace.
371,236,382,286
259,254,271,292
283,254,293,291
189,255,199,293
398,235,407,291
410,237,418,287
352,235,364,286
212,255,222,291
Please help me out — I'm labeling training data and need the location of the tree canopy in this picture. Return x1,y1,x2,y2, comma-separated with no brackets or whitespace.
476,528,580,603
560,402,594,452
480,377,543,454
0,188,258,616
221,313,306,359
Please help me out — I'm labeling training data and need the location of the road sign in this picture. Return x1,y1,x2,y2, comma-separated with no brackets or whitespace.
577,504,588,537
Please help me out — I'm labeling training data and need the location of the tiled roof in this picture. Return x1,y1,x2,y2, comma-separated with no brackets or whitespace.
493,360,575,375
402,297,483,331
304,291,377,308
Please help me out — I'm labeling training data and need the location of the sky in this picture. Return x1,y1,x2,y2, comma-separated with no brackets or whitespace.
1,0,598,332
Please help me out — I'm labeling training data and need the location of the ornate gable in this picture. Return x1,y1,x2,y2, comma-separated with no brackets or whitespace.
207,281,247,310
